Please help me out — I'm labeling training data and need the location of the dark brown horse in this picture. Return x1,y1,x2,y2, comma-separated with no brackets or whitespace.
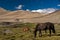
34,22,56,37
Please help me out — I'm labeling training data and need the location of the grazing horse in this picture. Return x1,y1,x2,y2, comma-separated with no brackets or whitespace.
34,22,56,37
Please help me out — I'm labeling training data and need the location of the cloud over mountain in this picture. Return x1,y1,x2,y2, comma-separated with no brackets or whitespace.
31,8,57,14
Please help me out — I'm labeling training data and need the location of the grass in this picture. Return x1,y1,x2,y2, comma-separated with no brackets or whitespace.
0,23,60,40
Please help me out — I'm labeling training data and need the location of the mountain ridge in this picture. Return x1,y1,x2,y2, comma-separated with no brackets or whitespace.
0,8,60,23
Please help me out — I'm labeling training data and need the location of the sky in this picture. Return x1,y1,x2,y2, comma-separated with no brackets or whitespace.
0,0,60,13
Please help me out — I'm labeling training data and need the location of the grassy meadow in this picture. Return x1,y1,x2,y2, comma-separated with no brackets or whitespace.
0,23,60,40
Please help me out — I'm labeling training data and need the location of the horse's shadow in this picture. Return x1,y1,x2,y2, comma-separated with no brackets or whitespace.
34,33,60,37
47,34,60,37
57,34,60,36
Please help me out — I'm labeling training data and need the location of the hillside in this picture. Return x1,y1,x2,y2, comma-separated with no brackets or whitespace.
0,8,10,16
0,8,60,23
0,8,45,22
24,10,60,23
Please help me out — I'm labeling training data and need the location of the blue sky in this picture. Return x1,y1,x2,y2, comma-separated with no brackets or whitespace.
0,0,60,11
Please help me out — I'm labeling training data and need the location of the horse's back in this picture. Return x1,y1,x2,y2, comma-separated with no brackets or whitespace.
45,22,54,27
36,22,54,30
36,23,46,30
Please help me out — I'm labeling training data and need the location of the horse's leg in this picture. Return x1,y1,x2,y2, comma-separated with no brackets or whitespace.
51,27,56,36
34,29,37,38
51,25,56,34
39,30,42,37
49,29,51,36
45,29,47,34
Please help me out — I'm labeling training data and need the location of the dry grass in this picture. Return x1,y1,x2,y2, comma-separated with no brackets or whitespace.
0,23,60,40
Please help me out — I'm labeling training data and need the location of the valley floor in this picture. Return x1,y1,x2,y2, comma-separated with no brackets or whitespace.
0,23,60,40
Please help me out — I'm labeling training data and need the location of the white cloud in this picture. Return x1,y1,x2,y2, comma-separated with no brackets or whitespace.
31,8,57,14
57,4,60,6
26,9,30,11
16,5,23,9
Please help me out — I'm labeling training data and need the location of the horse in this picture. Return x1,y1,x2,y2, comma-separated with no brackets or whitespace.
34,22,56,37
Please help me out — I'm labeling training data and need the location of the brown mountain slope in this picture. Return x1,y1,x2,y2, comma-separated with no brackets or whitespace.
0,10,44,19
0,8,45,22
23,10,60,23
0,8,10,16
0,8,60,23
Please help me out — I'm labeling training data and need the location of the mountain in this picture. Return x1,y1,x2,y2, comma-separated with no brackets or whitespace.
0,8,45,22
0,8,60,23
24,10,60,23
0,8,10,15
